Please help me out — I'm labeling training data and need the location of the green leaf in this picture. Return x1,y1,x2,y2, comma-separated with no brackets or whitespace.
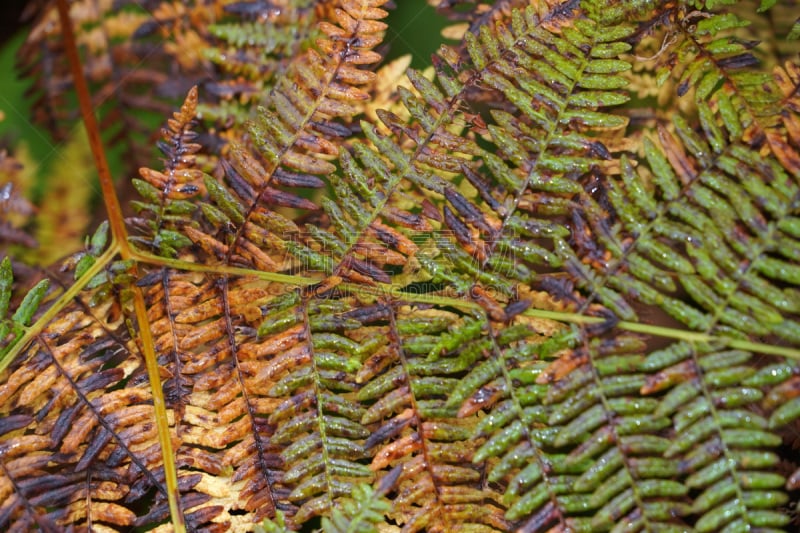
0,257,13,318
11,279,49,326
204,173,245,225
758,0,778,11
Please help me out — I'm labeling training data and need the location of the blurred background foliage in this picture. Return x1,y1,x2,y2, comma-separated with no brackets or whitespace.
0,0,446,264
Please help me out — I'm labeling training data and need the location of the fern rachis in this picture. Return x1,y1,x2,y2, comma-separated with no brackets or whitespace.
0,1,799,532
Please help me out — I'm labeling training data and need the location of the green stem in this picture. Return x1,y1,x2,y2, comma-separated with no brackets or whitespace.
522,309,800,360
132,247,800,361
133,284,185,531
131,248,317,286
0,241,121,376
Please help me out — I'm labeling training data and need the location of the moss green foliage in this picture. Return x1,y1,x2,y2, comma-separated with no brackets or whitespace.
1,0,800,531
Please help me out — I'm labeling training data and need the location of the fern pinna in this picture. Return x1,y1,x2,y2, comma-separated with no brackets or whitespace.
1,0,800,531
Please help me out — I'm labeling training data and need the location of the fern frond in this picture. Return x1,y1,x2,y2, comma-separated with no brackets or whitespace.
20,0,321,177
360,304,510,531
293,2,620,294
132,85,205,258
456,9,633,302
183,0,390,277
5,1,800,531
645,342,789,532
0,256,179,530
445,3,800,532
432,0,572,42
560,78,800,340
531,27,800,533
200,1,321,128
656,5,800,174
292,4,643,531
0,258,49,363
136,268,288,526
20,0,188,172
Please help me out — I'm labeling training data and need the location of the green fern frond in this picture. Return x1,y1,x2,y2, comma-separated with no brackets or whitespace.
264,294,376,524
656,4,800,174
447,2,800,532
561,86,800,341
257,475,393,533
320,469,397,533
360,305,509,531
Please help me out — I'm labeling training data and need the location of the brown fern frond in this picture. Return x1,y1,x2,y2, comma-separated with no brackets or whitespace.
20,1,175,167
18,0,233,179
175,0,391,276
0,285,176,530
132,86,206,257
138,268,289,525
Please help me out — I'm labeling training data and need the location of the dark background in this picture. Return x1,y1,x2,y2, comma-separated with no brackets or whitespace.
0,0,35,48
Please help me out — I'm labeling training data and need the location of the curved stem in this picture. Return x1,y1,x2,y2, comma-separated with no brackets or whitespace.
54,2,185,529
54,0,130,258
